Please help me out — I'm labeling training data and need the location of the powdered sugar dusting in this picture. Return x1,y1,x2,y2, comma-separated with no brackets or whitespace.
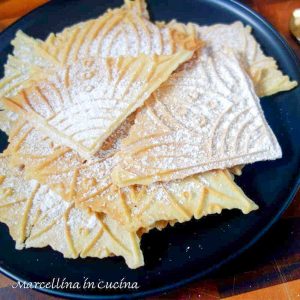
7,50,190,158
113,48,282,186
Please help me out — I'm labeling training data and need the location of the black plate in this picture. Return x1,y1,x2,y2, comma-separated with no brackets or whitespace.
0,0,299,299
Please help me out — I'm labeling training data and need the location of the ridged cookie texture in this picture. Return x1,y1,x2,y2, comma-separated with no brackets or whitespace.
167,20,297,97
0,0,151,101
0,155,143,269
5,119,258,232
39,2,201,64
3,51,193,158
112,49,282,186
0,0,200,135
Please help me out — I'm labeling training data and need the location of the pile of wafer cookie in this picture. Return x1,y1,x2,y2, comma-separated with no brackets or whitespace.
0,0,297,268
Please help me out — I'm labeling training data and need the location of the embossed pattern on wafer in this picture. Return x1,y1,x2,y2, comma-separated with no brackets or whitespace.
112,49,282,186
0,155,143,269
0,0,200,137
3,51,194,158
37,5,200,66
5,120,258,232
167,20,297,97
0,0,152,101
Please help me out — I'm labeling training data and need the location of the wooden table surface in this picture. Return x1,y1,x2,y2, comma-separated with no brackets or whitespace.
0,0,299,299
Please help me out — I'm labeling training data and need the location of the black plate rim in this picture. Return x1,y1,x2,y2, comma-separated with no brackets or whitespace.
0,0,299,299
